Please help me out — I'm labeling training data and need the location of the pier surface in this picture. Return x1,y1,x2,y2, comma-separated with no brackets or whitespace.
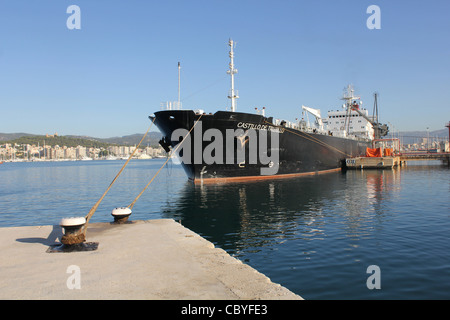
0,219,301,300
345,156,401,169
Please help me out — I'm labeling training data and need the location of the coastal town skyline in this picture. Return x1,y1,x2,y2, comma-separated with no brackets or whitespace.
0,131,167,161
0,140,165,161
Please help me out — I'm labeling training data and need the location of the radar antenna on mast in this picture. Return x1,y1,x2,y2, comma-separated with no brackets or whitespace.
340,84,360,106
227,39,239,112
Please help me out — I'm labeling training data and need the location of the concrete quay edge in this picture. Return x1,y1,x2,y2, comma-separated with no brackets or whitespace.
0,219,302,300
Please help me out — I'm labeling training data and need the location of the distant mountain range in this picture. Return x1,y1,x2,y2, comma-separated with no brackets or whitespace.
63,132,163,147
385,128,448,144
0,128,448,147
0,132,163,148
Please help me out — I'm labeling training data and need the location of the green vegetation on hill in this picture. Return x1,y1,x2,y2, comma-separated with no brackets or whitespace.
0,132,163,148
3,135,115,148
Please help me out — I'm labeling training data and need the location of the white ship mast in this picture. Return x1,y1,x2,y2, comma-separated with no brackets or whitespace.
178,61,181,108
340,84,360,107
227,39,239,112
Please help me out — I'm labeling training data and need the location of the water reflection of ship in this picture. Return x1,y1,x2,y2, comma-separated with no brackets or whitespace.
343,168,401,227
161,168,403,258
161,174,347,254
365,168,401,202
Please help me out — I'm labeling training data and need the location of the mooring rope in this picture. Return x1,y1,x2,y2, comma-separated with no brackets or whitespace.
127,113,203,210
82,117,156,236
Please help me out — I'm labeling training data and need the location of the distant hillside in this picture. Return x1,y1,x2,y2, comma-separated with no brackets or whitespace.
1,135,114,148
387,129,448,144
0,132,163,148
0,132,35,142
98,132,161,147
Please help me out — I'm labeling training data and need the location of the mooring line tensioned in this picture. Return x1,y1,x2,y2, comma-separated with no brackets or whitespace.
127,113,204,210
82,117,156,236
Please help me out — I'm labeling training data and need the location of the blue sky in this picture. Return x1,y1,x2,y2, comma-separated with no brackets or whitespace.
0,0,449,138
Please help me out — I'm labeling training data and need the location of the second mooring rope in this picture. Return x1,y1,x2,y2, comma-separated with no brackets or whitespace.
82,118,156,236
127,113,203,210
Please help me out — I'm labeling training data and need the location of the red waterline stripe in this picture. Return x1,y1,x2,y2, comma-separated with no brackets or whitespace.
192,167,342,184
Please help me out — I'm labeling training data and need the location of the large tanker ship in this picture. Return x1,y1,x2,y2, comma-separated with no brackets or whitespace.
151,40,388,184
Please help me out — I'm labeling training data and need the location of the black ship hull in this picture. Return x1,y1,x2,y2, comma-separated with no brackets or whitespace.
152,110,370,183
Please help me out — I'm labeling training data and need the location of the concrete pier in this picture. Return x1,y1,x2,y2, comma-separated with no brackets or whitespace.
345,156,401,169
0,219,301,300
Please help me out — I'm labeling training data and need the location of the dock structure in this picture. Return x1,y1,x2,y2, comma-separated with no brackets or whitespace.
345,156,401,169
345,152,450,170
399,152,450,166
0,219,301,300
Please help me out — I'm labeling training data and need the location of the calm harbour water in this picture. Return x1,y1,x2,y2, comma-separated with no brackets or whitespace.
1,159,449,299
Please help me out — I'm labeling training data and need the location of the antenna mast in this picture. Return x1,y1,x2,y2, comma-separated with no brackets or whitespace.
227,39,239,112
341,85,360,133
373,92,379,124
177,62,181,109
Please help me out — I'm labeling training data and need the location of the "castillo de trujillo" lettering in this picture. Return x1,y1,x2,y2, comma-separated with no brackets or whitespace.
237,122,285,133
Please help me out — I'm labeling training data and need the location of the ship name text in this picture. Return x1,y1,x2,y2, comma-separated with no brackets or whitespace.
237,122,285,133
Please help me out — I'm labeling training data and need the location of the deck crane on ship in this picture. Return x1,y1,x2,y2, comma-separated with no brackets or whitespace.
341,86,389,139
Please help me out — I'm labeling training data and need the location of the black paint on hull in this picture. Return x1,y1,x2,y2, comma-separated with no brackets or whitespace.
151,110,370,182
